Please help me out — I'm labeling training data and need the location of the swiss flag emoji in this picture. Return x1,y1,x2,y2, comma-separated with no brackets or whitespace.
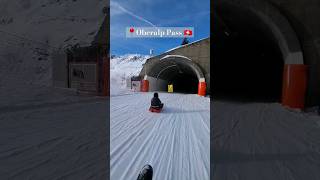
184,29,192,36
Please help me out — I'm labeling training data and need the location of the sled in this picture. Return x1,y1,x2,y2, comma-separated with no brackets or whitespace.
149,105,163,113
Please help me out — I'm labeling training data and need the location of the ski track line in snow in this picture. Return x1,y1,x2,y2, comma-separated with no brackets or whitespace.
110,93,210,180
0,96,108,179
0,97,106,113
213,100,320,180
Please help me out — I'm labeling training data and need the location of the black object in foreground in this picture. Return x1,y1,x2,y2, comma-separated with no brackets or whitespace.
137,164,153,180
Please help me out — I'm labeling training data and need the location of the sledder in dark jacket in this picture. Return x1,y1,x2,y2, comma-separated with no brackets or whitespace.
151,92,163,109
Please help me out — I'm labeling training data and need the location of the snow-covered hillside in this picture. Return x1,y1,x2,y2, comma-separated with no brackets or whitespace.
0,0,107,88
110,54,150,95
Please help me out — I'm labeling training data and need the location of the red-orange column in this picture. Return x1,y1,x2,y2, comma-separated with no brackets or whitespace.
281,64,307,109
198,81,207,96
141,80,149,92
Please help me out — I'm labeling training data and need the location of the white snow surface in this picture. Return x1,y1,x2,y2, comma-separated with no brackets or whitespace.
0,1,109,178
110,54,149,96
110,92,210,180
0,85,108,179
213,100,320,180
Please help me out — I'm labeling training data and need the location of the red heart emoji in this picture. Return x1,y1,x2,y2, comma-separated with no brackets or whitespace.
129,28,134,33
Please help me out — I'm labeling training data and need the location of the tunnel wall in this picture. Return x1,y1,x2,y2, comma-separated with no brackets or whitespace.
140,38,210,93
218,0,304,64
217,0,320,106
146,76,168,92
266,0,320,106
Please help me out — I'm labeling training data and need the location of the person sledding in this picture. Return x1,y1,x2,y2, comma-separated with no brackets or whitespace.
149,92,164,113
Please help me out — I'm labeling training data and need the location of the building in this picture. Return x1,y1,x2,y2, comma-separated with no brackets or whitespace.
139,38,210,96
53,13,109,96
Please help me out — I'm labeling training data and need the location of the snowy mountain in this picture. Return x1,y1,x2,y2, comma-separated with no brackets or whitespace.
0,0,107,89
110,54,150,95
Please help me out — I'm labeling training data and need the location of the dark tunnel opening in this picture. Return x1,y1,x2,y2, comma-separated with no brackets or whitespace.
155,62,200,94
170,72,198,94
213,4,284,102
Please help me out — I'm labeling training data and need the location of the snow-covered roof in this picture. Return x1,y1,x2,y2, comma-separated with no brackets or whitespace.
92,15,108,45
165,37,210,53
160,55,192,61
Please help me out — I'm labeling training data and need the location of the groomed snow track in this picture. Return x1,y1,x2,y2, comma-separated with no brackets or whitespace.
213,100,320,180
110,93,210,180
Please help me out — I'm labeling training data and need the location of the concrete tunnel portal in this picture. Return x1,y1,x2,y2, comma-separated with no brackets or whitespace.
213,3,283,101
213,0,307,107
143,55,206,95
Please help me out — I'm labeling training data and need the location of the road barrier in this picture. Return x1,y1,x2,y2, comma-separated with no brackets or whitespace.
141,80,150,92
198,81,207,96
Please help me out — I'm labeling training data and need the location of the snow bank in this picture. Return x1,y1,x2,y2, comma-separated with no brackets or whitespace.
110,54,149,96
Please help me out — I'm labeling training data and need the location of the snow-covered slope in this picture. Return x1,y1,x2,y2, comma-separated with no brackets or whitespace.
213,101,320,180
0,2,109,178
111,93,210,180
110,54,150,95
0,0,107,89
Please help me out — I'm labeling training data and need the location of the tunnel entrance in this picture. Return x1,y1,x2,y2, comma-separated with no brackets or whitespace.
169,71,198,94
147,55,206,95
213,3,285,102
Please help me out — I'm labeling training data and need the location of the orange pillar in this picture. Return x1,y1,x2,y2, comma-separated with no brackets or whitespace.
198,79,206,96
281,64,307,109
141,80,149,92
